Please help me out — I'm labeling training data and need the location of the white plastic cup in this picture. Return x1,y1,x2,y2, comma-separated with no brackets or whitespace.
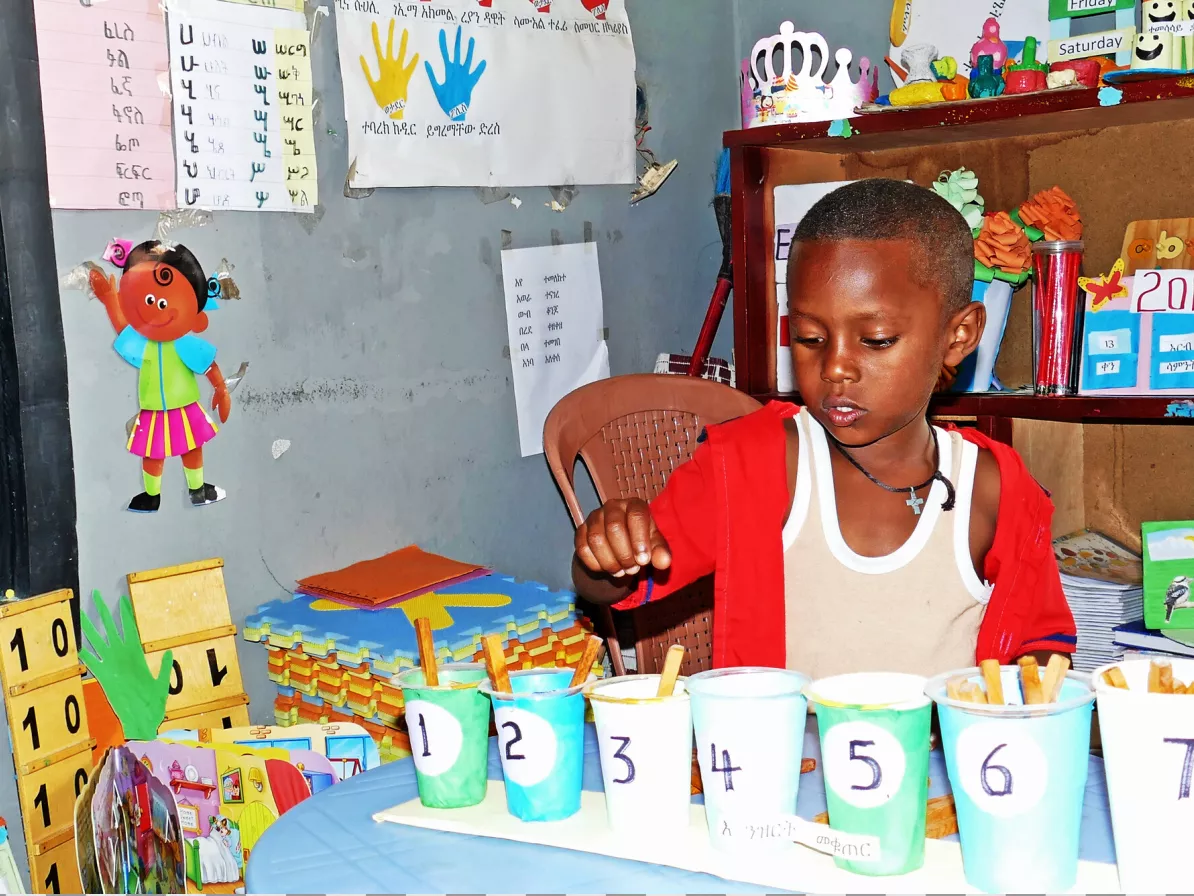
585,674,692,834
1093,658,1194,892
687,667,810,850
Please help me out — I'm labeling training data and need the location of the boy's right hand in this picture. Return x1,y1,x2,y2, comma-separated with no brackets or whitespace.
575,498,671,577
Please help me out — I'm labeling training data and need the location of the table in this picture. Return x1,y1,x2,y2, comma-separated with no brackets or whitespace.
246,723,1117,893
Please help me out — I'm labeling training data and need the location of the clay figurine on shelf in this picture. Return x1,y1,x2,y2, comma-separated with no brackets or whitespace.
1003,36,1047,94
900,43,938,84
970,16,1008,71
931,55,969,100
968,55,1004,98
1046,69,1079,89
1049,57,1100,88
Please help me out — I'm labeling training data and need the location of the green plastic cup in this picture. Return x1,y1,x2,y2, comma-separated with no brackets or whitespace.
807,672,932,876
397,662,491,808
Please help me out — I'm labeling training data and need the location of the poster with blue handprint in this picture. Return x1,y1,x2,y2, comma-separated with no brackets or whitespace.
334,0,636,188
425,26,488,122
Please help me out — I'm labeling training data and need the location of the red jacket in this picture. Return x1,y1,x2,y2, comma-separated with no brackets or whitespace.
614,402,1076,668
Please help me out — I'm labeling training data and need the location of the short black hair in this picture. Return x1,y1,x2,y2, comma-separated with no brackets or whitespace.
790,179,974,313
121,240,213,314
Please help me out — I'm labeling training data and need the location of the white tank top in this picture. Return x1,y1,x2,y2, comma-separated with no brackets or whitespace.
783,409,992,680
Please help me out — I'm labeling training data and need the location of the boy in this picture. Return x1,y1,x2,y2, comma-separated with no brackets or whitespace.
573,179,1075,676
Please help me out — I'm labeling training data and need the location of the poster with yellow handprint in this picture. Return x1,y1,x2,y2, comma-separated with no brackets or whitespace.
360,19,419,120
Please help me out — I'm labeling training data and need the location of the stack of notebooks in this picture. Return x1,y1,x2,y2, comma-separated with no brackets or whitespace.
1112,619,1194,660
243,546,597,762
1054,530,1143,672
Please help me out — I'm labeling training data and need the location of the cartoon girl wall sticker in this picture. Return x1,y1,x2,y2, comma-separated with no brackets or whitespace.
88,240,237,513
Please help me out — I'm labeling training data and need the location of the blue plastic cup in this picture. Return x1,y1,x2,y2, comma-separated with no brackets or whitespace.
479,668,588,821
687,667,810,850
926,666,1095,893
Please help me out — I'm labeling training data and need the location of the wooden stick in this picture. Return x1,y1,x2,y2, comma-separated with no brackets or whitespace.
959,681,988,704
414,617,438,687
979,659,1004,705
1102,667,1129,690
656,644,685,697
946,676,967,701
1018,656,1045,704
482,633,511,693
1041,654,1069,702
569,634,603,687
1148,658,1174,694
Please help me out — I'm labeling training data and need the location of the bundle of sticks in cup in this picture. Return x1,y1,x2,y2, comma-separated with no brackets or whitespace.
947,656,1070,705
1102,658,1194,693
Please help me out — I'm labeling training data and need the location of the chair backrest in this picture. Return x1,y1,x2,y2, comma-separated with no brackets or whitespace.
544,374,762,675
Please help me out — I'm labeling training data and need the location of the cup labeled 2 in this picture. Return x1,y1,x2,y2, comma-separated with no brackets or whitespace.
480,668,588,822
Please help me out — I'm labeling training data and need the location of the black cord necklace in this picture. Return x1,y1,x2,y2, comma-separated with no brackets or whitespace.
827,427,956,516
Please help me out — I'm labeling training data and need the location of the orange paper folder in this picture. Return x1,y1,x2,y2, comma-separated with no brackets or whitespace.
296,545,490,609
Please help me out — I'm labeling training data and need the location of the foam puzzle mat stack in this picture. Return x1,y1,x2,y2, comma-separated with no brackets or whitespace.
244,575,597,762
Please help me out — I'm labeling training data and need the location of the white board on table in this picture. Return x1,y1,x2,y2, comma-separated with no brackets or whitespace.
374,782,1120,894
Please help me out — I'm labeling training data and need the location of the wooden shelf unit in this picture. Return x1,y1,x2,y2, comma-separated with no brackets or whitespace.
725,78,1194,549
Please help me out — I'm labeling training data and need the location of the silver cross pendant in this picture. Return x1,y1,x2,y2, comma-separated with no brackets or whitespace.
906,489,924,516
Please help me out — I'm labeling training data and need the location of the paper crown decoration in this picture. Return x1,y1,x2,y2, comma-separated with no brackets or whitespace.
742,21,878,129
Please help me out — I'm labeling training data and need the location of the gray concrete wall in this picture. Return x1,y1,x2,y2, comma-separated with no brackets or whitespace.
6,0,747,880
8,0,925,882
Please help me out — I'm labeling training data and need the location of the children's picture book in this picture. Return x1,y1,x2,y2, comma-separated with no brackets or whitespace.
90,745,187,894
1054,529,1143,586
121,739,317,893
1142,520,1194,629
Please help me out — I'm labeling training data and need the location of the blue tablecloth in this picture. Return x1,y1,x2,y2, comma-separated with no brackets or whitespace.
246,723,1117,893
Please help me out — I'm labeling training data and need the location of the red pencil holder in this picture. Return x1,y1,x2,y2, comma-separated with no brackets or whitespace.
1031,240,1084,396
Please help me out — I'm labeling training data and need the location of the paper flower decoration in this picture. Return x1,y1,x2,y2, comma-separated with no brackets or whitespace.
1017,186,1082,241
975,211,1032,276
932,167,985,230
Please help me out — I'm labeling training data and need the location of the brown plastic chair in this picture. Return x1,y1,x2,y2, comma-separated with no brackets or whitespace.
543,373,762,677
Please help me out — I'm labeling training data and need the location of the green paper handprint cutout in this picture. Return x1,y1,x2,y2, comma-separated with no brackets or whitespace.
79,589,172,741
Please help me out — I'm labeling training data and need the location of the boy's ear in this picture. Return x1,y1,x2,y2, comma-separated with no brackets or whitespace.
943,301,986,367
193,311,210,334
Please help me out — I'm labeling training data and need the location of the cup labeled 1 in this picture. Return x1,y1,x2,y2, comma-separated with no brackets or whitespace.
808,672,931,876
927,666,1094,893
687,667,810,850
397,662,491,809
1093,658,1194,892
479,668,588,822
586,674,692,834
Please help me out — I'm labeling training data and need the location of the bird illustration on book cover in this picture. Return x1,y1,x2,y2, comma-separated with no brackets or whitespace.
1166,575,1191,622
88,238,246,513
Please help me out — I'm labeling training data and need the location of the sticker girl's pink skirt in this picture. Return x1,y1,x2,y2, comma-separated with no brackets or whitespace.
126,402,218,459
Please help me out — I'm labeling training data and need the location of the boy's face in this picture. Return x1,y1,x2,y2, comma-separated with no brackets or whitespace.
787,238,983,447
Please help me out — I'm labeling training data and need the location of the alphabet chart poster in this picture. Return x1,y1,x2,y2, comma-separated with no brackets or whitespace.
32,0,176,209
335,0,636,188
166,0,318,212
501,242,609,457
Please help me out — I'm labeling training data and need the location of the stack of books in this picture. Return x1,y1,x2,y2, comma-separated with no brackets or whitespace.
1054,530,1143,672
1112,618,1194,660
